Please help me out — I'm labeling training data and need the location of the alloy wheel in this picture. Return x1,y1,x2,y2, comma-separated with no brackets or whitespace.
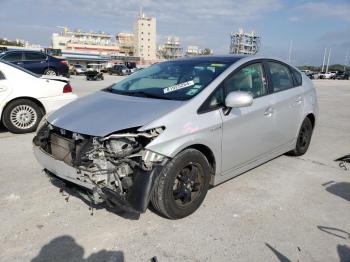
10,105,38,129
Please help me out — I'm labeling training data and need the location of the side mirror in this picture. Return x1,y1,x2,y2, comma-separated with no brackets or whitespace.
225,91,253,108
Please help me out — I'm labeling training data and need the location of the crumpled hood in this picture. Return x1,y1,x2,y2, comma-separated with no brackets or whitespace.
47,91,184,136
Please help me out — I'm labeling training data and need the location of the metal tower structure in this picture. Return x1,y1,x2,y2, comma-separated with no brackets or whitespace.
229,28,261,55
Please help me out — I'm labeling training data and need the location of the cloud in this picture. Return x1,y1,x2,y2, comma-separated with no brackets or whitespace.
288,16,301,22
300,1,350,21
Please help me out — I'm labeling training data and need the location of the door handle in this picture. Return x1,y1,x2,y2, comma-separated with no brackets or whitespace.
296,96,303,104
17,62,23,65
264,107,274,117
0,86,7,92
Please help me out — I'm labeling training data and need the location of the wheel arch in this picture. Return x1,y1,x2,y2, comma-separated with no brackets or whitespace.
1,96,46,122
305,113,315,129
181,144,216,180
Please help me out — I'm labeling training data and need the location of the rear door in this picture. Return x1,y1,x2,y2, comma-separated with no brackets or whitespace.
265,60,304,146
23,52,47,74
220,61,280,173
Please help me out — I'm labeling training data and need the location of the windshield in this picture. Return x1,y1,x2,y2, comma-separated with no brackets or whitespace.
107,60,232,100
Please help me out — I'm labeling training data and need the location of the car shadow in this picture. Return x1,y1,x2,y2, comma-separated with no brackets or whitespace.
31,235,124,262
0,123,8,133
322,181,350,202
49,175,140,220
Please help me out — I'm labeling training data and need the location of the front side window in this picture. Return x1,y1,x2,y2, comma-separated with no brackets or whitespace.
267,62,294,92
224,63,267,98
3,52,22,62
24,52,46,61
107,60,232,101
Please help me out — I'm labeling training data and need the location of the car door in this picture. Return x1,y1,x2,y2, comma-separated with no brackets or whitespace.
23,52,47,74
220,61,280,173
265,61,303,147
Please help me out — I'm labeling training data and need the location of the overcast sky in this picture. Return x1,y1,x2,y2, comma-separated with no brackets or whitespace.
1,0,349,65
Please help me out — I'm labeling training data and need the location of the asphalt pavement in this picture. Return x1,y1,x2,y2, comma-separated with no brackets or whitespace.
0,77,349,261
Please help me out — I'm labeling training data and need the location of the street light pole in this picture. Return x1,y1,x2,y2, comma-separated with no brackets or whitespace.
326,47,331,74
321,47,327,72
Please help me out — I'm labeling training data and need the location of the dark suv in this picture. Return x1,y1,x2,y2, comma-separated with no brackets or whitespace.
0,50,69,77
108,64,131,75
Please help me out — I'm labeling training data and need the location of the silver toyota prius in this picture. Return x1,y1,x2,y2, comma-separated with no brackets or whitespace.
33,55,318,219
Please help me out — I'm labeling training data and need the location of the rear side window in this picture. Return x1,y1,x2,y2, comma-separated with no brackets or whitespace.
291,68,302,86
3,52,22,62
0,70,5,80
267,62,294,92
24,52,46,61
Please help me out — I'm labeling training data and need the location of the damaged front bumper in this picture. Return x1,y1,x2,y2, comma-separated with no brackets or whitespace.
32,121,168,214
34,145,166,213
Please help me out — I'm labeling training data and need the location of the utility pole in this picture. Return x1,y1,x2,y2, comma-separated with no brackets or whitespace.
321,47,327,72
288,40,293,63
326,47,331,73
344,49,349,72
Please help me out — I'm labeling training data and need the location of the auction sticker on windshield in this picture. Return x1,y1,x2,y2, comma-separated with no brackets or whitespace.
163,80,194,94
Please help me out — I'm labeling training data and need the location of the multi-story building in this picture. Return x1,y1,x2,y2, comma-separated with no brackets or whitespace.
133,11,157,62
186,45,201,56
158,36,183,59
116,32,134,55
52,27,120,54
229,28,260,55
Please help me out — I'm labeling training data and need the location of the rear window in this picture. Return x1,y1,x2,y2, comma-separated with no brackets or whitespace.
291,68,302,86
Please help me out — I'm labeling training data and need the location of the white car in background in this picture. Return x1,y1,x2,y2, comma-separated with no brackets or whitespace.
0,61,77,134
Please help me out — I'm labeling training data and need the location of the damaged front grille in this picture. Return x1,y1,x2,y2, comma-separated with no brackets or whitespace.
33,122,167,213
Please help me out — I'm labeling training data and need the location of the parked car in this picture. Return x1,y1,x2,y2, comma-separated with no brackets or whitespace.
33,55,318,219
0,60,77,133
108,64,131,75
0,50,69,77
70,64,86,75
331,71,350,80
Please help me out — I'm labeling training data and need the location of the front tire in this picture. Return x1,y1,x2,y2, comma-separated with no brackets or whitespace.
2,99,44,134
151,149,210,219
288,117,313,156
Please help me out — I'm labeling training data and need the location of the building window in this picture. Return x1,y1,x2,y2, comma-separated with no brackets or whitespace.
141,23,144,26
148,39,150,41
141,38,143,40
148,24,150,26
141,32,143,34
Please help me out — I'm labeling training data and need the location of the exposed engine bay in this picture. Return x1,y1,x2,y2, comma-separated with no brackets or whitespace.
33,122,167,213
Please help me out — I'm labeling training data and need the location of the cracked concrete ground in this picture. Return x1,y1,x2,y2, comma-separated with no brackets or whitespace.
0,77,349,262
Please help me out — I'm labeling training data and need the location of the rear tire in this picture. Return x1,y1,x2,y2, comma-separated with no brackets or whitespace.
151,149,210,219
288,117,313,156
44,68,57,76
2,99,44,134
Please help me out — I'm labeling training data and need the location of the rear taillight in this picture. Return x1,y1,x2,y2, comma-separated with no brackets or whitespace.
63,83,72,93
60,60,68,66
